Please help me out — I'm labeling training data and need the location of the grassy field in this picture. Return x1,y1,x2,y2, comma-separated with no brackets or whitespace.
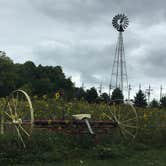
8,147,166,166
0,98,166,165
0,131,166,166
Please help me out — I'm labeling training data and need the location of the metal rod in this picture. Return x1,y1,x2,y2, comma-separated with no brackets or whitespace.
84,119,94,135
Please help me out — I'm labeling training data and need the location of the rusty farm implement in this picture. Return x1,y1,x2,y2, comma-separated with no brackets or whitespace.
0,90,138,147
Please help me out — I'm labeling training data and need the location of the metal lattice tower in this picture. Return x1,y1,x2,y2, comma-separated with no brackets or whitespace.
110,14,129,93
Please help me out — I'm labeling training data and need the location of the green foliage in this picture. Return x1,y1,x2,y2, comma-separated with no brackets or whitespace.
0,55,112,103
0,55,108,102
74,87,86,100
150,99,159,108
85,87,98,103
0,56,74,99
0,55,16,97
0,51,13,63
160,96,166,108
0,98,166,165
0,132,166,165
111,88,124,103
134,90,147,108
100,92,110,103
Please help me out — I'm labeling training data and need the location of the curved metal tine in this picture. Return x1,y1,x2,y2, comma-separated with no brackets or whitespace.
18,124,30,137
15,125,26,148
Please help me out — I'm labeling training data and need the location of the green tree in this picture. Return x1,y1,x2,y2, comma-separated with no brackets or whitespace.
33,78,53,97
74,87,86,100
0,51,13,63
100,92,110,103
150,99,159,108
134,90,147,108
15,61,37,88
0,55,109,100
86,87,98,103
160,96,166,108
0,54,16,96
111,88,124,103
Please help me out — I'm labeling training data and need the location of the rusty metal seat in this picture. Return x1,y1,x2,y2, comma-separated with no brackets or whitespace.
72,114,91,120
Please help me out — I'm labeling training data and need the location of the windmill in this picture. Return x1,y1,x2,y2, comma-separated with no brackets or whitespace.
98,82,104,96
145,85,153,105
160,85,163,100
128,84,132,101
110,14,129,93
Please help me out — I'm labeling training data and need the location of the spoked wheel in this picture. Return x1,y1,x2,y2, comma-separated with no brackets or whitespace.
104,100,138,140
3,90,34,147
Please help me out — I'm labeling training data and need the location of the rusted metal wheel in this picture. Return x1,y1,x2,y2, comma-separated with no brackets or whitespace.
104,100,138,140
2,90,34,147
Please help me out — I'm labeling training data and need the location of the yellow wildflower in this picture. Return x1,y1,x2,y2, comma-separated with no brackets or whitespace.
55,92,60,100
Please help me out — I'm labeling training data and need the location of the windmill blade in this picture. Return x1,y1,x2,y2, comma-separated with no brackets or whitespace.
112,14,129,31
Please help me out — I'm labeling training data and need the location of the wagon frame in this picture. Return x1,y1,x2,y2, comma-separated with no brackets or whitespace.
0,90,138,147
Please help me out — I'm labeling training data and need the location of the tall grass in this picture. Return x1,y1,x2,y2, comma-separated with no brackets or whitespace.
0,98,166,164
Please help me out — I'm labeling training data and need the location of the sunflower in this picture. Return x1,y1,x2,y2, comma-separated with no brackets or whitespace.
55,92,60,100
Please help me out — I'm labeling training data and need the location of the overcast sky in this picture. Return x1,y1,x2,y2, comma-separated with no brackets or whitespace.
1,0,166,100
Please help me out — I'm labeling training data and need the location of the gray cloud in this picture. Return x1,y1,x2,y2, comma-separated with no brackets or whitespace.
140,46,166,78
33,39,114,85
30,0,166,26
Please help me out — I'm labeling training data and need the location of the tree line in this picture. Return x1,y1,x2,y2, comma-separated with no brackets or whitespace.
1,54,166,107
0,54,103,102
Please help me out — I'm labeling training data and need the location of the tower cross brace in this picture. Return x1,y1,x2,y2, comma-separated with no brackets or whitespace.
110,14,129,93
